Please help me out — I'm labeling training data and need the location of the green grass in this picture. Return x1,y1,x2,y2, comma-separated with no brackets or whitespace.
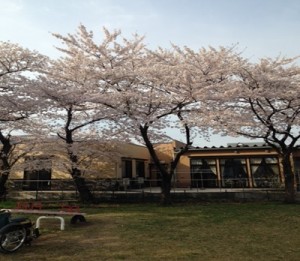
1,202,300,261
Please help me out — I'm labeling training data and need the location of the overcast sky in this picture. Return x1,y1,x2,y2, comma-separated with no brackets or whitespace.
1,0,299,146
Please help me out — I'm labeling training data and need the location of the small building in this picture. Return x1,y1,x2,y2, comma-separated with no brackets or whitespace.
5,139,300,191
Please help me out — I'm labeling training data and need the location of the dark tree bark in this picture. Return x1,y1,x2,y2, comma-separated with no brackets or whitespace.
139,112,191,205
67,148,94,203
160,175,172,205
70,167,94,203
0,132,12,197
62,107,95,203
140,124,173,204
281,153,296,203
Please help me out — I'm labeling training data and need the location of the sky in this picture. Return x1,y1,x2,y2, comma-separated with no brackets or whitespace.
1,0,299,146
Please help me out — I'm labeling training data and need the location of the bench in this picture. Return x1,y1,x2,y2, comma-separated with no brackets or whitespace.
15,200,79,211
11,200,86,231
4,208,86,231
16,201,43,210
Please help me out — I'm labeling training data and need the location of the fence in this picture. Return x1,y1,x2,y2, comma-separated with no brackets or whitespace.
9,176,284,191
5,177,290,202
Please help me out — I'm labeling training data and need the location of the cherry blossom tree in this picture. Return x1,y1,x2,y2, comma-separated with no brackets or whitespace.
108,49,196,204
0,42,46,197
217,56,300,203
123,45,241,204
52,25,240,204
50,26,188,204
36,46,123,202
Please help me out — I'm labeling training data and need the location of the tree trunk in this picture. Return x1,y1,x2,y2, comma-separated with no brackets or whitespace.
0,164,10,197
0,133,12,197
70,164,94,203
0,174,8,197
281,155,296,203
161,175,172,205
66,136,94,203
139,122,191,205
72,169,94,203
64,116,95,203
139,125,174,205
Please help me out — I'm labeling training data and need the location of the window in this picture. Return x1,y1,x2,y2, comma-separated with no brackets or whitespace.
250,157,279,187
122,159,132,178
220,158,248,188
136,160,145,178
23,157,52,190
190,158,217,188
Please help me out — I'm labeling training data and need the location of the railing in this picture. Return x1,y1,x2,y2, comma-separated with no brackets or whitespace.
5,177,291,202
8,177,284,192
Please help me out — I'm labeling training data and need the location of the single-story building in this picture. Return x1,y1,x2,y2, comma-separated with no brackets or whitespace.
6,138,300,191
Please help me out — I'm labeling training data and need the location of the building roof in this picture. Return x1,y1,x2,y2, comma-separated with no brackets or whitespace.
189,142,272,151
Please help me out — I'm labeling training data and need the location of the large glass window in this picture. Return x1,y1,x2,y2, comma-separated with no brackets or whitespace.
136,160,145,178
250,157,279,187
220,158,248,188
23,157,52,190
190,158,217,188
122,160,132,178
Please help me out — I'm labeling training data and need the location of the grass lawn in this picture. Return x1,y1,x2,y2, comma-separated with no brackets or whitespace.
1,202,300,261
